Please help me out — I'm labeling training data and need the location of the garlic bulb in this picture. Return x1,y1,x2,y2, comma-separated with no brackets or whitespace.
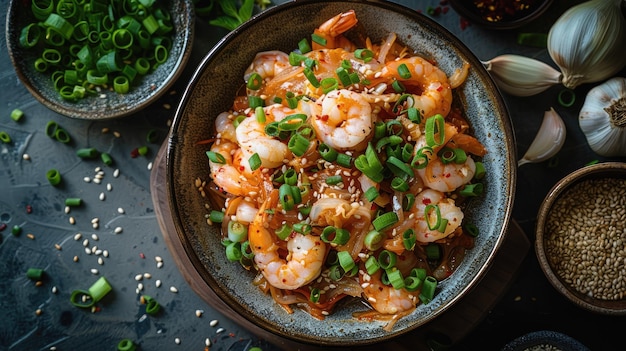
547,0,626,89
482,54,562,97
579,77,626,157
518,108,566,167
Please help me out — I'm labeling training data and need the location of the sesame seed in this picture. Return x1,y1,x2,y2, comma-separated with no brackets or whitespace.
118,207,125,214
90,268,99,275
84,177,91,183
169,286,178,293
23,153,30,160
107,183,112,191
174,337,181,345
99,192,105,201
91,233,99,240
114,227,123,234
209,319,219,327
69,216,76,224
156,279,162,288
103,250,109,257
113,169,120,178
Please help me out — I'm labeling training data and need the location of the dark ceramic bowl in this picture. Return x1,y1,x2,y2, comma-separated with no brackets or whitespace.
6,0,194,119
167,0,516,346
449,0,554,30
536,162,626,315
501,330,590,351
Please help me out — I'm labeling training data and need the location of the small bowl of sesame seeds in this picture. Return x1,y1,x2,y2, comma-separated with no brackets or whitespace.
536,162,626,315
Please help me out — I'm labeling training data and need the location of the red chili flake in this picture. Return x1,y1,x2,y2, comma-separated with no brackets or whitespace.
422,198,432,205
442,6,449,14
460,17,471,30
130,148,139,158
139,252,145,259
26,205,33,214
440,0,449,5
0,223,6,231
228,333,235,337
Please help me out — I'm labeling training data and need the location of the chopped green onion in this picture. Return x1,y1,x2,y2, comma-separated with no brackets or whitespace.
278,114,306,131
372,212,399,232
63,198,82,207
397,63,412,79
355,143,384,182
387,156,414,178
364,230,384,251
288,133,310,157
225,241,242,262
101,152,113,166
425,114,446,147
474,162,486,179
247,72,263,90
320,77,339,94
403,194,415,211
336,153,353,168
209,210,224,223
248,95,265,109
279,183,295,210
328,264,345,281
240,241,254,259
144,295,161,315
558,88,576,107
364,255,380,275
117,339,136,351
364,186,379,202
47,169,62,186
419,276,437,304
292,222,312,234
325,175,343,185
298,38,311,54
411,146,434,169
404,276,422,291
311,33,327,46
309,287,321,303
206,151,226,164
425,204,448,232
386,268,405,289
337,251,355,272
275,224,292,240
354,48,374,62
321,226,350,245
0,132,11,144
464,222,479,237
335,67,352,86
11,109,25,122
26,268,45,280
12,224,22,236
460,183,484,197
319,143,338,162
303,67,320,87
403,229,417,250
377,250,397,270
391,177,410,192
228,221,248,243
248,153,262,171
392,80,405,93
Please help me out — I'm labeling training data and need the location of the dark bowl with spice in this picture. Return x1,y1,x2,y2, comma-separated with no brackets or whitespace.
449,0,554,30
536,162,626,315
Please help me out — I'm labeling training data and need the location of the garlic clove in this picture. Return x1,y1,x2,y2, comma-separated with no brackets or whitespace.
518,107,566,167
482,54,562,97
548,0,626,89
579,77,626,157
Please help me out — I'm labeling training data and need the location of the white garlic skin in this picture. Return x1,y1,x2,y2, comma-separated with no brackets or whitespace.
547,0,626,89
482,54,562,97
518,107,566,167
579,77,626,157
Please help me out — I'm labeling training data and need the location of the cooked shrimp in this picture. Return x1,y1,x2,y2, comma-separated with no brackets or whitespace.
412,189,464,243
313,10,358,50
381,56,453,118
309,89,373,151
249,192,327,290
209,140,256,196
215,111,237,143
235,112,291,170
244,50,291,82
360,269,418,315
417,156,476,193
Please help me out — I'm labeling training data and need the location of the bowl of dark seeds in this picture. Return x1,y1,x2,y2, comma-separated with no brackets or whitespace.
536,162,626,315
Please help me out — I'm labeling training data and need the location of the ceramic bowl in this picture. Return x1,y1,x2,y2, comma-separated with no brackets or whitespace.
166,0,516,346
449,0,554,30
5,0,194,119
536,162,626,315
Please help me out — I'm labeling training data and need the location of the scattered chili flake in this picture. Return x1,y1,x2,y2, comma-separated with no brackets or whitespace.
139,252,145,259
460,17,471,30
0,223,6,231
472,0,540,22
130,148,140,158
26,205,32,214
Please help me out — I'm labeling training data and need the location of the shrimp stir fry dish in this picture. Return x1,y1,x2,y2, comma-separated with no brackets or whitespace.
202,10,487,331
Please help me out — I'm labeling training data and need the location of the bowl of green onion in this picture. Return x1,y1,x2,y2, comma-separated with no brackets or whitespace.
6,0,194,119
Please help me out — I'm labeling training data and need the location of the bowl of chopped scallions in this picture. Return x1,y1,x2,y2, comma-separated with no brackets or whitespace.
6,0,194,119
536,162,626,315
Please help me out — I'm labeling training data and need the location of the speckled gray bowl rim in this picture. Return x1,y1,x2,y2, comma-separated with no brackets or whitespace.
167,0,516,346
5,0,194,120
535,162,626,316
